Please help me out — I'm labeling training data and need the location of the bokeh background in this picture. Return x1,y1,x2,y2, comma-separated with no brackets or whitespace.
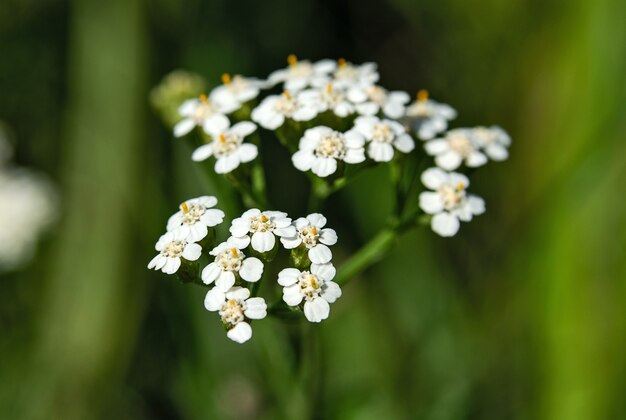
1,0,625,419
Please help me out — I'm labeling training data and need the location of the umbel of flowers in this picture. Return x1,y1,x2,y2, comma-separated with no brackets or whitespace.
148,55,511,343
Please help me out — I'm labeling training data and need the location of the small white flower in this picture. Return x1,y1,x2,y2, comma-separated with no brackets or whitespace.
191,120,258,174
204,286,267,343
424,128,487,170
201,241,264,291
251,91,318,130
354,116,415,162
209,73,265,109
471,126,511,161
280,213,338,264
173,95,238,138
419,167,485,237
405,90,457,140
331,59,379,90
278,263,342,323
292,126,366,177
267,55,336,92
298,83,355,117
229,209,297,253
148,230,202,274
347,85,410,118
166,196,225,242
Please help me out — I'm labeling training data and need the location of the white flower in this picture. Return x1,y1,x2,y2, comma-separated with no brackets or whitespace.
405,90,457,140
0,169,57,271
419,168,485,237
204,286,267,343
292,126,366,177
191,120,258,174
298,83,355,117
280,213,338,264
209,73,265,109
354,116,415,162
173,95,238,137
267,55,336,92
251,91,318,130
331,59,379,90
229,209,297,253
201,241,264,291
424,128,487,170
347,85,410,118
148,230,202,274
471,126,511,161
278,263,342,323
166,196,225,242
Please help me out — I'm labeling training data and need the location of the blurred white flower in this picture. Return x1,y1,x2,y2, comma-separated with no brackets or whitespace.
210,73,265,109
278,263,341,323
191,121,258,174
419,167,485,237
405,90,457,140
424,128,487,170
0,169,57,271
299,83,355,117
472,126,511,161
281,213,338,264
331,59,379,90
267,55,336,92
354,116,415,162
202,241,264,291
204,286,267,343
251,91,318,130
173,95,237,137
347,85,410,118
229,209,296,253
148,230,202,274
166,196,225,242
292,126,366,177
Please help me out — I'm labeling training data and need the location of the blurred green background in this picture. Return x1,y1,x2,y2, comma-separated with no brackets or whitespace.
1,0,625,419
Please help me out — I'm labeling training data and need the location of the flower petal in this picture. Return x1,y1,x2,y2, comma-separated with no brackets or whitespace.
419,191,445,214
240,257,264,282
215,271,236,291
309,243,332,264
204,288,225,311
278,268,301,286
304,298,330,323
283,284,303,306
182,243,202,261
251,231,275,253
244,297,267,319
431,212,460,237
227,322,252,343
201,262,221,285
321,281,342,303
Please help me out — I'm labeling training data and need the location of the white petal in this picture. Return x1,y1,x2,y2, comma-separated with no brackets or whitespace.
148,254,166,270
344,130,365,148
368,142,394,162
226,286,251,300
227,322,252,343
424,139,449,155
467,195,486,215
319,228,337,246
201,208,225,227
202,114,230,135
229,218,250,236
283,285,303,306
215,271,236,291
308,243,332,264
421,167,448,190
201,262,221,285
321,281,342,303
237,144,258,163
431,213,460,237
436,151,463,171
466,151,488,167
240,257,264,282
278,268,301,286
204,288,225,311
251,231,275,253
280,235,302,249
311,262,336,281
173,118,195,137
306,213,326,228
419,191,445,214
449,172,470,188
215,154,241,174
191,144,213,161
182,243,202,261
292,150,315,172
343,148,366,164
162,258,181,274
274,225,297,237
304,298,330,323
244,297,267,319
394,134,415,153
311,157,337,177
228,235,251,249
486,143,509,161
231,121,257,137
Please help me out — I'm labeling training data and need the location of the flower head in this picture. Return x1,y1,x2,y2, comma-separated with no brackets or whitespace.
167,196,225,242
347,85,410,118
354,116,415,162
204,286,267,343
209,73,265,109
201,241,264,291
292,126,366,177
419,167,485,237
267,55,336,92
299,83,355,117
251,91,318,130
278,263,342,323
405,90,457,140
471,126,511,161
424,128,487,170
148,230,202,274
173,94,238,137
281,213,338,264
191,120,258,174
331,59,379,90
229,209,296,253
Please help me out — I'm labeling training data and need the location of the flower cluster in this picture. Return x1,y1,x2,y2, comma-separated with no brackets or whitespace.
148,197,342,343
0,124,57,271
